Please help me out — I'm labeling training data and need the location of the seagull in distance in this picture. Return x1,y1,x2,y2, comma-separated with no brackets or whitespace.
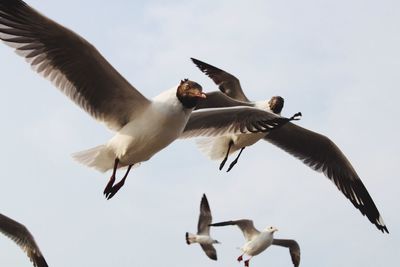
210,219,300,267
186,194,220,260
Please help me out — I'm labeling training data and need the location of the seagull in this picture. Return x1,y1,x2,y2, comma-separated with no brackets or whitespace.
0,213,48,267
210,219,300,267
186,194,220,260
191,58,389,233
0,1,298,199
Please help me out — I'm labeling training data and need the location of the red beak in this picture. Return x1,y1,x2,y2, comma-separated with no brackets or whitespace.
196,92,207,99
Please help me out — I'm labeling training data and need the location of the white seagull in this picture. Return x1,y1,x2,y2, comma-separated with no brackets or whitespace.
186,194,220,260
210,219,300,267
191,58,388,233
0,1,298,199
0,213,48,267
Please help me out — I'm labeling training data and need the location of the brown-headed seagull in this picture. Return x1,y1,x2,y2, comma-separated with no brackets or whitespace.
191,58,388,233
0,213,48,267
0,0,299,199
210,219,300,267
186,194,220,260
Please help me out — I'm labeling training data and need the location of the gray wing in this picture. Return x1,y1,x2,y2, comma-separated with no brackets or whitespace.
197,194,212,235
181,107,301,138
195,91,254,110
200,244,217,261
209,219,260,241
264,122,388,233
272,239,300,267
0,0,150,131
0,214,48,267
191,58,250,102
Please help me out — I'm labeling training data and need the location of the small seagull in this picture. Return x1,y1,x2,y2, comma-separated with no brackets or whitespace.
210,219,300,267
0,213,48,267
186,194,220,261
191,57,389,233
0,1,298,199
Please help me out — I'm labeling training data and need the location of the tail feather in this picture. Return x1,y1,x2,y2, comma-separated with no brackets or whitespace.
186,232,196,245
72,145,115,172
196,137,233,160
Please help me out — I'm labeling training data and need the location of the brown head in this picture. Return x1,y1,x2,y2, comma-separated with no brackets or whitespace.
268,96,284,114
176,79,206,109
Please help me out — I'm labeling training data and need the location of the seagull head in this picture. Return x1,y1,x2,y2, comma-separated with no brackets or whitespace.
265,226,279,233
176,79,207,109
213,239,221,244
268,96,284,114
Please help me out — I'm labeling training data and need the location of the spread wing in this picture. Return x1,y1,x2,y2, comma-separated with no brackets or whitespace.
181,107,301,138
200,244,217,261
191,58,250,102
197,194,212,235
264,122,388,233
0,0,151,131
272,239,300,267
0,214,48,267
209,219,260,241
195,91,254,110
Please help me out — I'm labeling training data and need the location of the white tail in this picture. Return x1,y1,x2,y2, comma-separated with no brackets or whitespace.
196,137,233,160
185,232,196,245
72,145,115,172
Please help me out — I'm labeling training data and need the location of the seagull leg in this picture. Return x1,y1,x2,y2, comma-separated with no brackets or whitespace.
103,158,119,196
237,254,244,262
244,257,252,267
226,147,245,172
219,140,234,170
105,164,133,200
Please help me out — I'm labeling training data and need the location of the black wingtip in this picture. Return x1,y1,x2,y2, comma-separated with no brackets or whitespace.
185,232,190,245
289,112,302,121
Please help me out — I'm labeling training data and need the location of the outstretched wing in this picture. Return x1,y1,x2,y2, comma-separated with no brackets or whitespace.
197,194,212,235
0,213,48,267
272,239,300,267
210,219,260,241
181,107,301,138
0,0,150,131
264,122,388,233
200,244,217,261
191,58,250,102
195,91,254,110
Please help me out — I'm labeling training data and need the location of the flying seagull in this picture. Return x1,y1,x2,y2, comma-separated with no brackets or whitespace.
186,194,220,260
210,219,300,267
0,1,298,199
191,58,388,233
0,213,48,267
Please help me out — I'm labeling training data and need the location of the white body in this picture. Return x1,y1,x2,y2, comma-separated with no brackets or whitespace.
73,88,192,172
196,101,270,160
242,231,274,256
186,233,215,245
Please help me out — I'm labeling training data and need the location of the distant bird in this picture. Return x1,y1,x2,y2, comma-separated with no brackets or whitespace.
186,194,220,260
0,213,48,267
0,1,298,199
210,219,300,267
191,57,389,233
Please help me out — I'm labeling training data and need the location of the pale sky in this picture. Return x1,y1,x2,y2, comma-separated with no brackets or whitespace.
0,0,399,266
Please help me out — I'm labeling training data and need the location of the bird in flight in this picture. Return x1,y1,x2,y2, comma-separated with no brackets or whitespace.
186,194,220,260
191,57,388,233
0,1,298,199
210,219,300,267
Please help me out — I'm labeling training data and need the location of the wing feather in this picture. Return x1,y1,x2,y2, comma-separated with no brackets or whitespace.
0,0,150,130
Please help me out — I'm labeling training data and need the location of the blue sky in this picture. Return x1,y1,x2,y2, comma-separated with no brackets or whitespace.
0,0,399,266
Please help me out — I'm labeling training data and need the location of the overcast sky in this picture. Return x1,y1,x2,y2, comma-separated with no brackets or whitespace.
0,0,399,266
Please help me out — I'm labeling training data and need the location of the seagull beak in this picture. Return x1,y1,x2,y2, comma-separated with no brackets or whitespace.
196,92,207,99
